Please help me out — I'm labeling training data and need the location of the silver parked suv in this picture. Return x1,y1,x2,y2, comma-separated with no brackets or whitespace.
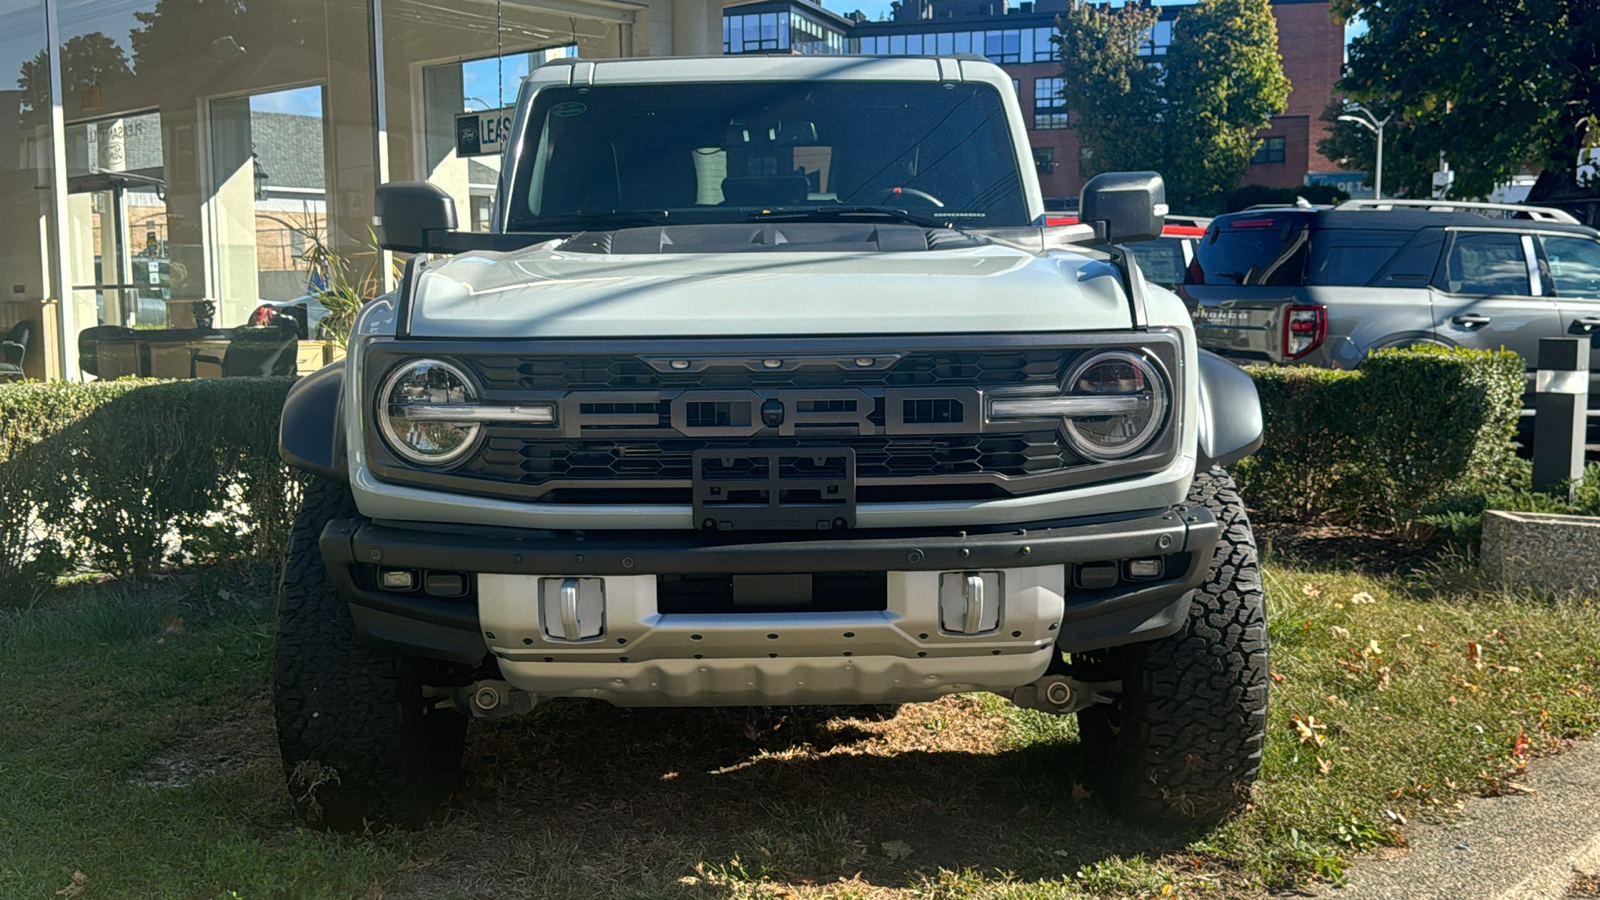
275,54,1267,830
1187,200,1600,405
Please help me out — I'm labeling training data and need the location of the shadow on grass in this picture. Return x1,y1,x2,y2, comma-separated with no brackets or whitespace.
387,700,1204,898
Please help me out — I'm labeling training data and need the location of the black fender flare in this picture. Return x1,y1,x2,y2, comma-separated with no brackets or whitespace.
279,362,347,482
1194,349,1263,470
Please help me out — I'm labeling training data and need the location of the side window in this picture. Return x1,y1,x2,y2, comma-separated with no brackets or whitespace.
1540,235,1600,296
1306,230,1410,286
1441,232,1531,296
1371,230,1445,287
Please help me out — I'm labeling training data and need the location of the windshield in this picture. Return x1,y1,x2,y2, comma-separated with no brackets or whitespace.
505,81,1029,231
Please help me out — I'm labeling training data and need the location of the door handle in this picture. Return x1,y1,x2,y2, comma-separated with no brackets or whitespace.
1574,317,1600,332
1452,314,1491,327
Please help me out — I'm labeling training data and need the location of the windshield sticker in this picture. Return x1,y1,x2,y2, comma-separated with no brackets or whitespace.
551,102,587,118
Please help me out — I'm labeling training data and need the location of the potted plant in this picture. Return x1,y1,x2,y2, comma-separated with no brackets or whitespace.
193,299,216,331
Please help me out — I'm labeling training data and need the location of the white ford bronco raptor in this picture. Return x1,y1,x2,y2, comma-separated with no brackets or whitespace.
275,53,1268,830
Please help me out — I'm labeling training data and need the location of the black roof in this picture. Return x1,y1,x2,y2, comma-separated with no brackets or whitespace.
1211,207,1600,236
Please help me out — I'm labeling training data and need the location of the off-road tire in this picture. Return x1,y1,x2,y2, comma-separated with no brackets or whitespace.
1075,466,1269,827
274,477,469,830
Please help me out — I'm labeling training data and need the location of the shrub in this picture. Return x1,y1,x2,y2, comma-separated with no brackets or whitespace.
0,378,299,602
1234,346,1524,528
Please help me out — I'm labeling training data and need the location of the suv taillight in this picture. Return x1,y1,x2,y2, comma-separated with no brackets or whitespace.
1282,305,1327,360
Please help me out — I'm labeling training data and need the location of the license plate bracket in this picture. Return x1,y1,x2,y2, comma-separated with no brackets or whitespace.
692,448,856,531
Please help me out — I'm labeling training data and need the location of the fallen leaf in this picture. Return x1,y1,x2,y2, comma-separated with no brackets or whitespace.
1448,696,1459,705
1366,639,1383,657
1270,670,1286,683
1302,583,1323,599
396,856,438,872
1485,629,1509,643
1385,809,1408,826
1512,728,1531,760
1468,642,1484,670
1351,591,1378,605
772,889,798,900
56,872,87,898
1326,694,1349,708
161,615,184,635
1376,666,1392,691
362,875,384,900
1072,782,1094,802
1331,625,1351,640
1317,757,1333,775
1291,714,1327,748
1504,781,1537,794
881,840,913,860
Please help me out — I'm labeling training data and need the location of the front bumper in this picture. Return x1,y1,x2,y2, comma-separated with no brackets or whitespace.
320,506,1218,705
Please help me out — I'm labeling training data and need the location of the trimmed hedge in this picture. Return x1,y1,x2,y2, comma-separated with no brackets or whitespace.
1235,346,1525,527
0,378,299,603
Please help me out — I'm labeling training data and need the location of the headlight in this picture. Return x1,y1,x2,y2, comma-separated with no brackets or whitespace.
378,359,482,466
1059,351,1168,461
988,349,1169,462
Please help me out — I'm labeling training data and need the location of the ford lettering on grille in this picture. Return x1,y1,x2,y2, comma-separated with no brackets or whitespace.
557,388,980,438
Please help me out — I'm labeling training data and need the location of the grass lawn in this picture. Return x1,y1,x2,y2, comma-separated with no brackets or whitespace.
2,550,1598,899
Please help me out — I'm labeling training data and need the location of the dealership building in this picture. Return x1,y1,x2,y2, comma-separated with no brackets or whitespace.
0,0,1343,381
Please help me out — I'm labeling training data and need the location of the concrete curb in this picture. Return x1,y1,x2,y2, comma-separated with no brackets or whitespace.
1313,738,1600,900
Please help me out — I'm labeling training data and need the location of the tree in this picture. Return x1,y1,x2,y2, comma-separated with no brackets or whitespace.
1055,0,1289,210
17,33,133,115
1054,1,1165,176
1315,100,1448,198
1162,0,1290,208
1334,0,1600,201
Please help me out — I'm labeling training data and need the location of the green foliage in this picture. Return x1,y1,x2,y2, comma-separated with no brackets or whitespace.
0,379,300,603
1161,0,1293,209
1235,346,1524,527
1055,0,1290,209
1332,0,1600,202
1417,461,1600,553
1053,1,1165,175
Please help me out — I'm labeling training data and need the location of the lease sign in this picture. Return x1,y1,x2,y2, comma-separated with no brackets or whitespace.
455,107,515,158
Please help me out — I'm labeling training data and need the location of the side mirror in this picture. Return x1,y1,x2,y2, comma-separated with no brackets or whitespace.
1079,172,1167,244
374,182,458,253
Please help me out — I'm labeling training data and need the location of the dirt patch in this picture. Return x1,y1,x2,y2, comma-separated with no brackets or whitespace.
1255,520,1443,574
384,696,1192,899
126,693,277,789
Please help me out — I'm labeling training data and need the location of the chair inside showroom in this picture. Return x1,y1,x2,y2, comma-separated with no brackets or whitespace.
189,323,299,378
0,321,31,380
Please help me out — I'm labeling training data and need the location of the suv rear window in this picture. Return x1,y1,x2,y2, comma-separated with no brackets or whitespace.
1192,215,1310,286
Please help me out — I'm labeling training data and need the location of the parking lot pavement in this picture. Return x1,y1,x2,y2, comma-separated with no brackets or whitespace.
1314,738,1600,899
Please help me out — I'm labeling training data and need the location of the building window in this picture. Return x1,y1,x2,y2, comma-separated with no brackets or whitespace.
1033,77,1068,129
1138,20,1172,56
1033,147,1055,176
1013,78,1020,97
1251,136,1286,165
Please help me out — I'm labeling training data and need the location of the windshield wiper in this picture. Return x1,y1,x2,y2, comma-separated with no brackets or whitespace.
747,206,955,230
521,210,673,229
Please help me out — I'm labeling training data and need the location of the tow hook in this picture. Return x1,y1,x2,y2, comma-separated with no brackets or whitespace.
1011,675,1120,715
427,680,538,719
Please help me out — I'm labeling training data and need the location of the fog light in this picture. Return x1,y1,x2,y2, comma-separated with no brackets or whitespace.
938,571,1001,634
1076,562,1118,590
380,569,416,591
1126,558,1164,580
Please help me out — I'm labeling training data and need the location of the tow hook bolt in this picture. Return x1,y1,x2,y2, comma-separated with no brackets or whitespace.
1045,680,1073,707
473,686,501,711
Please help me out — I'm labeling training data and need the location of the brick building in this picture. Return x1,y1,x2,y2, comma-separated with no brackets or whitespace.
722,0,1346,202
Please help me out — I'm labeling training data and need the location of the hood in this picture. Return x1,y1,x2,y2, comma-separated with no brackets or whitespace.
406,240,1133,338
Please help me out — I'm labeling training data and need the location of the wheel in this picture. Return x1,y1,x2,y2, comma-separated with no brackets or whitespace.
1075,466,1269,827
274,477,469,830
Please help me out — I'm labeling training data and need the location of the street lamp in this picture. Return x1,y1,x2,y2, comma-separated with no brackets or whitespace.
1337,103,1393,199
